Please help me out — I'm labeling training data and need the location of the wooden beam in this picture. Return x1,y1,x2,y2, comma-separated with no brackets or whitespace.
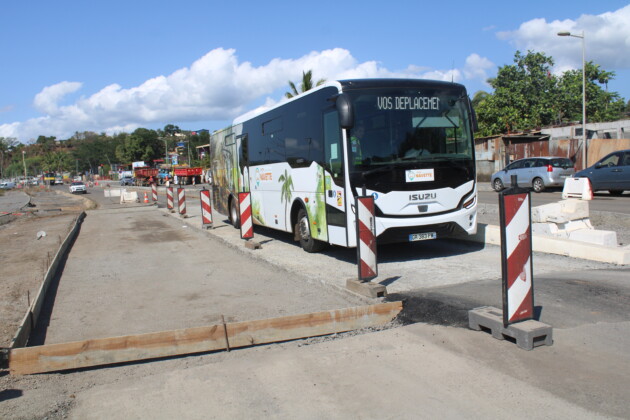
10,301,402,375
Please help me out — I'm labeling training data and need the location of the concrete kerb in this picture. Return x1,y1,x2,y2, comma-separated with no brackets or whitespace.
9,212,86,349
467,223,630,265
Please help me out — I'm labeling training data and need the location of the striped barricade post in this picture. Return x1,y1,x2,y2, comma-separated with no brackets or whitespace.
239,192,253,239
200,189,213,228
177,187,186,216
499,176,534,327
356,195,378,282
166,187,174,210
151,183,158,202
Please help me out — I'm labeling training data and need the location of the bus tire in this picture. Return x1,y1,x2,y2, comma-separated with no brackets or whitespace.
297,208,326,253
230,198,240,229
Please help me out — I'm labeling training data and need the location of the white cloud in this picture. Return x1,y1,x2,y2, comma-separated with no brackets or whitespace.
498,5,630,72
33,81,83,115
0,48,493,142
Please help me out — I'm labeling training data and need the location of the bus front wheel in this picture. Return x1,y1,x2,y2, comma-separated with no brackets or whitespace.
297,208,326,253
230,198,240,229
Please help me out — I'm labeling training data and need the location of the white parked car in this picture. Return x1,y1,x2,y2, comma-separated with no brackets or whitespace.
69,181,87,194
0,181,16,189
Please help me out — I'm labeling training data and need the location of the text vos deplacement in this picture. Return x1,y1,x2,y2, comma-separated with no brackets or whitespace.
377,96,440,111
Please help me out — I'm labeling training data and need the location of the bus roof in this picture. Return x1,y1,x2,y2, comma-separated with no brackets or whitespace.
232,78,467,126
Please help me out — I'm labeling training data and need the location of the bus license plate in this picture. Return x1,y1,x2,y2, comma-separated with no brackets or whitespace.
409,232,437,242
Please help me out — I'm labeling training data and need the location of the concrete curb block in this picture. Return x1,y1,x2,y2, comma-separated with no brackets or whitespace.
467,223,630,265
10,212,86,349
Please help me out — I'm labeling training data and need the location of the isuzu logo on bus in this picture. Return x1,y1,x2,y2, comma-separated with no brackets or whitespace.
409,193,437,201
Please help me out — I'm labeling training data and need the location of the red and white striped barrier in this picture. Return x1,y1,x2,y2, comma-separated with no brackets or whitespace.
200,189,212,227
151,183,158,202
166,187,174,210
239,192,253,239
356,195,378,281
177,188,186,215
500,189,534,326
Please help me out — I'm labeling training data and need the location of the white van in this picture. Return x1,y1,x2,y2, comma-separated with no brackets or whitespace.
0,181,16,189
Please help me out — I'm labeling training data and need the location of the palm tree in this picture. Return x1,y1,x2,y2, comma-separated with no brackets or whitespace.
285,70,326,98
472,90,490,108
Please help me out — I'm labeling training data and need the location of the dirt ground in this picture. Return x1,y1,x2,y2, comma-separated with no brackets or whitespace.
0,190,91,347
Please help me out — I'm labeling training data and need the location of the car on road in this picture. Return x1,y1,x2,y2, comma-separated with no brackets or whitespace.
574,149,630,195
491,156,575,192
69,181,87,194
0,181,16,189
120,177,134,186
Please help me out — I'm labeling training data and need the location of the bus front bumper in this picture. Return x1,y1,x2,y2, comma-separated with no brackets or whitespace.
374,204,477,245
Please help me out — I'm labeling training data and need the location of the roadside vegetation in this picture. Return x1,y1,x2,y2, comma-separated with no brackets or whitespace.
473,50,629,137
0,125,210,180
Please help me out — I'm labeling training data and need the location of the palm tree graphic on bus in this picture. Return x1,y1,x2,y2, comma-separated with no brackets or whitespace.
278,169,293,229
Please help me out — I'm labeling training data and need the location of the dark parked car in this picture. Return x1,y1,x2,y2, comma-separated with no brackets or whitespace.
574,149,630,195
120,177,134,186
491,157,575,192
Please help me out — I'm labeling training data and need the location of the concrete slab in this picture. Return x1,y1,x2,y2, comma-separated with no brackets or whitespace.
346,279,387,298
532,199,589,223
468,306,553,350
467,223,630,265
568,229,618,247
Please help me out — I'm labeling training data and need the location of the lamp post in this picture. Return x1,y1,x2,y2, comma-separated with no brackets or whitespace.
557,30,586,169
22,150,27,186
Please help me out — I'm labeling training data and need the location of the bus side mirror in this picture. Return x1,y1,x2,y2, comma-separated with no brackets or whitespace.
335,93,354,129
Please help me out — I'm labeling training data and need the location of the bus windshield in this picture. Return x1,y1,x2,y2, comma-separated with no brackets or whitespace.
346,87,474,171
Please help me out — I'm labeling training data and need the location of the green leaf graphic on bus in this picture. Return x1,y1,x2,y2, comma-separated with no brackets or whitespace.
252,196,265,225
307,166,327,241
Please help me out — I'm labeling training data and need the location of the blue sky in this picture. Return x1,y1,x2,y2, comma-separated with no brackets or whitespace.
2,0,630,142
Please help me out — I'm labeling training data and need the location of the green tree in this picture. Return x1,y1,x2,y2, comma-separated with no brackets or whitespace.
71,131,122,173
0,137,19,178
557,61,625,123
285,70,326,98
472,90,490,109
163,124,181,136
42,151,73,173
475,50,627,136
115,128,161,164
476,50,558,136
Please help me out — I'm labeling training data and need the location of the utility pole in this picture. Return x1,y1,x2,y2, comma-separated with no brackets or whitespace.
22,150,27,185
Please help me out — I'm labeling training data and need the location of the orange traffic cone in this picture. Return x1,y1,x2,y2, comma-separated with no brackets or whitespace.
143,192,149,203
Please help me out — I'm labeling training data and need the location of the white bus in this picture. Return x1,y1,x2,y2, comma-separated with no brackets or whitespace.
210,79,478,252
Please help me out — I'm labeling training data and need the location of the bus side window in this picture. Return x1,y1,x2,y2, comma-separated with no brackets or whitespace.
323,111,344,183
239,134,248,165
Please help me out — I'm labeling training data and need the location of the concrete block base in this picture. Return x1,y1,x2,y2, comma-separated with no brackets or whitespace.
244,240,262,250
468,306,553,350
346,279,387,298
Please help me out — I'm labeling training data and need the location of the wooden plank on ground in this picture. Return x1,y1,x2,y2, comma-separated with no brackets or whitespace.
10,301,403,375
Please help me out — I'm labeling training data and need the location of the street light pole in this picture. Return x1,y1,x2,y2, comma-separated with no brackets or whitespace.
22,150,27,185
558,30,587,169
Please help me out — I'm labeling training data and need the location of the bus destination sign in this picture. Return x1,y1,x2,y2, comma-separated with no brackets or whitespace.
377,96,440,111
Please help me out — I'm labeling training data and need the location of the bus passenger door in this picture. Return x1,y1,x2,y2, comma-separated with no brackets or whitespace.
323,110,348,247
